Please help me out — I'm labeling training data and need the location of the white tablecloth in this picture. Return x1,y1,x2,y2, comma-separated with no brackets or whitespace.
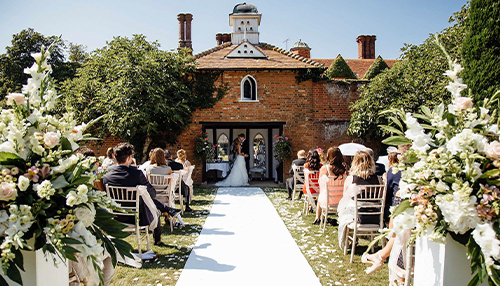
206,162,231,178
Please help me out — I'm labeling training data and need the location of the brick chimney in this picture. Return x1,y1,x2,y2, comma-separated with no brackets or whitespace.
177,14,185,49
177,13,193,53
356,35,376,59
216,33,223,45
184,13,193,51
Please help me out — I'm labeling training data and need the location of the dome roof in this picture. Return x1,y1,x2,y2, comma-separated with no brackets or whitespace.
292,39,310,49
232,3,258,14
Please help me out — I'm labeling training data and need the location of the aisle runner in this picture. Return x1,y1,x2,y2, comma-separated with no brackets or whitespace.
176,187,321,286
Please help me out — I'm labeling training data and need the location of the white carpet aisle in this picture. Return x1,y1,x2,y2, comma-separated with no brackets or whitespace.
176,187,321,286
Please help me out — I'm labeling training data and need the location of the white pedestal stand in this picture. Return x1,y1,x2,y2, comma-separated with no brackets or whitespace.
1,248,68,286
414,235,487,286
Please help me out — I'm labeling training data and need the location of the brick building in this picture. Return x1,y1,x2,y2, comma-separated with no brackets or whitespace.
95,3,395,184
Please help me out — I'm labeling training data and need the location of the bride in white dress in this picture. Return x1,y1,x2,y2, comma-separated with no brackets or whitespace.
215,135,249,187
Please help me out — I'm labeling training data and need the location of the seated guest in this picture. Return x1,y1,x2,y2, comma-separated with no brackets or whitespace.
313,147,346,225
337,151,383,250
145,148,172,178
383,151,400,224
103,143,180,246
285,150,306,200
317,148,327,165
299,149,323,200
101,147,116,171
361,144,411,279
165,149,193,212
175,149,191,167
366,148,386,176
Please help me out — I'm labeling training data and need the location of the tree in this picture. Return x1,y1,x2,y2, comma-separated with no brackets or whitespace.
461,0,500,102
363,56,390,80
62,35,227,160
0,28,74,96
325,54,357,79
347,5,468,142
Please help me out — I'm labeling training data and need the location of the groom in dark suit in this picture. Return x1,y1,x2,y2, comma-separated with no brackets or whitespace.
285,150,306,200
103,143,180,245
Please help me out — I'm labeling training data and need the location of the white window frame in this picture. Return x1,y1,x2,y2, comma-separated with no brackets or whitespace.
240,75,258,102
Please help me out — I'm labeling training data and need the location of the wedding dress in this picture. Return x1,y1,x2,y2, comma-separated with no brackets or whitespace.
215,155,249,187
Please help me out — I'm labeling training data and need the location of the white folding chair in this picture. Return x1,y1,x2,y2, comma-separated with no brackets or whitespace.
343,184,386,263
105,185,150,259
292,165,305,201
182,166,195,204
320,175,346,232
302,169,320,215
148,174,174,232
404,241,416,286
172,171,184,214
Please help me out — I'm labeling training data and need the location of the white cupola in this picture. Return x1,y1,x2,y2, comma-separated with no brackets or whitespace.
229,3,261,45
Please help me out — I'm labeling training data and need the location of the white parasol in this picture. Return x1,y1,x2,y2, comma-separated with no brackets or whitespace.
338,143,367,156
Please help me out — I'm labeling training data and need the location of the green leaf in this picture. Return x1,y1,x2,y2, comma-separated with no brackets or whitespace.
479,169,500,179
6,264,22,286
403,152,419,164
379,125,404,136
12,248,24,272
0,275,8,286
51,175,69,189
0,152,26,169
421,106,432,117
61,237,82,245
413,113,431,122
382,136,412,146
70,176,91,186
60,137,72,151
390,199,411,218
446,113,457,126
387,116,404,131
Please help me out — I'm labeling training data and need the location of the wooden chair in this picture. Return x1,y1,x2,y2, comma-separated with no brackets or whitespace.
292,165,305,201
302,169,320,215
105,185,150,260
148,174,174,232
343,184,386,263
320,175,346,232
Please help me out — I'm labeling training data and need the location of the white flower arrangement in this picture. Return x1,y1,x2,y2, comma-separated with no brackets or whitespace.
382,36,500,285
0,41,133,285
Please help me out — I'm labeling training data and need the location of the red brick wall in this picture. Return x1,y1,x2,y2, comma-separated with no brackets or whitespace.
95,71,367,183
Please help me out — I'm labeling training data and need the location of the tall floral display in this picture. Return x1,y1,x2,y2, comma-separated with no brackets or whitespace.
0,42,132,285
382,37,500,285
273,134,292,162
194,132,215,163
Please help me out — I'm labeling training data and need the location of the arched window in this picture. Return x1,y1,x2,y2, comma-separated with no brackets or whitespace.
217,133,229,161
241,75,257,101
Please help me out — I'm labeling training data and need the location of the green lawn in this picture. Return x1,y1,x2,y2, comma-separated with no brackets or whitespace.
109,186,388,286
263,187,388,286
109,186,217,286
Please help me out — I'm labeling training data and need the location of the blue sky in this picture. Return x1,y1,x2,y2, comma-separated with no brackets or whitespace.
0,0,467,60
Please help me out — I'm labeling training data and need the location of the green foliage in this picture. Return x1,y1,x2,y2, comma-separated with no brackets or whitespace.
325,54,357,79
461,0,500,103
347,5,468,142
363,56,390,80
0,28,79,96
295,67,327,84
62,35,227,160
